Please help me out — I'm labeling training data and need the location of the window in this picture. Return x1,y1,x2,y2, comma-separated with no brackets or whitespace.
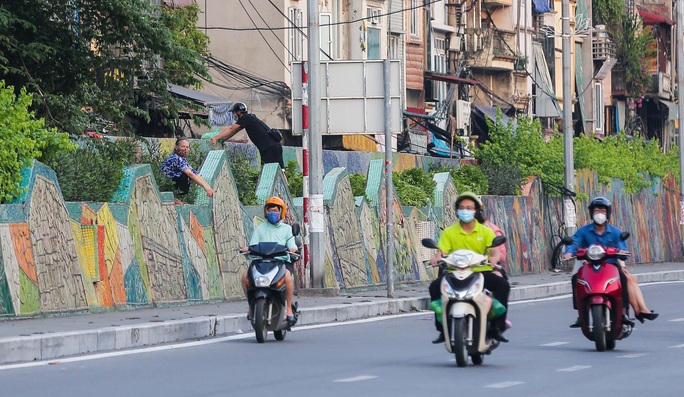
594,82,604,133
320,13,333,60
410,0,418,36
368,28,381,60
434,38,447,102
288,7,303,62
389,35,400,60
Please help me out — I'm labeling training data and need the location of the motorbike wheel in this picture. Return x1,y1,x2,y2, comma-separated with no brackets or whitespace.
274,329,287,341
452,317,468,367
606,337,616,351
254,299,268,343
591,305,607,352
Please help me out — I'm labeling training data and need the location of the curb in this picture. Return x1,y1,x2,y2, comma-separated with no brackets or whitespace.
0,271,681,366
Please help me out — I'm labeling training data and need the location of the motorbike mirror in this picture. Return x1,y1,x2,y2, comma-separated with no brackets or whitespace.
619,232,630,241
490,235,507,248
421,238,439,249
561,236,574,245
291,223,301,236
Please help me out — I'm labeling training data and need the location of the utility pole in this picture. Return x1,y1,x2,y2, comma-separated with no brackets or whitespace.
307,0,325,289
383,60,394,298
677,0,684,249
562,0,576,236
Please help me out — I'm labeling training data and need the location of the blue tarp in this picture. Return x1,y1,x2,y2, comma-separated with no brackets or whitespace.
532,0,551,13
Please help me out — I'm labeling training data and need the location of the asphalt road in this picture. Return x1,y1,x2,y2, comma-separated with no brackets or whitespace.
1,282,682,397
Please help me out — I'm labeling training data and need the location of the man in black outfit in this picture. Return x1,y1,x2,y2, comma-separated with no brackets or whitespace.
210,102,284,168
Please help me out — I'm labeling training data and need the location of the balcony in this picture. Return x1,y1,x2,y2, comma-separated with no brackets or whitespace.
646,72,672,99
468,29,517,71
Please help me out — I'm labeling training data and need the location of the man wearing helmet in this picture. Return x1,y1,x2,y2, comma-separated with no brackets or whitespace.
428,192,510,343
564,197,658,327
242,197,298,325
210,102,284,168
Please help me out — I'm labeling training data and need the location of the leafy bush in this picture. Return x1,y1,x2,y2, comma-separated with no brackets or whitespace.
429,162,489,195
0,83,76,202
45,136,139,202
284,160,303,198
349,173,368,198
392,168,436,206
227,148,259,205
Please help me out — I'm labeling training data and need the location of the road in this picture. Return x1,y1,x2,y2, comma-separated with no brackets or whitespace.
1,282,682,397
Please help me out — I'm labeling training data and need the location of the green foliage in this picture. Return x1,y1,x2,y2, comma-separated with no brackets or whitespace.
593,2,655,100
161,3,211,88
349,173,368,198
227,148,259,205
479,157,524,196
45,136,139,202
392,168,436,206
0,1,210,135
0,82,75,202
284,160,303,198
428,162,489,195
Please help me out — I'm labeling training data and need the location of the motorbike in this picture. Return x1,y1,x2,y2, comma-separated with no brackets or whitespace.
422,236,507,367
244,224,301,343
562,232,632,351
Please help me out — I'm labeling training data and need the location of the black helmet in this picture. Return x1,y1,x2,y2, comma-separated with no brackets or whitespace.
588,196,612,220
231,102,247,114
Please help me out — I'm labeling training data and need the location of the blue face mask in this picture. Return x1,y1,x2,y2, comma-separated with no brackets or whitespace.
267,212,280,224
457,209,476,223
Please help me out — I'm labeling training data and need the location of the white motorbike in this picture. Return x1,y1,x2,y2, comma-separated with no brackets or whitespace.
423,236,507,367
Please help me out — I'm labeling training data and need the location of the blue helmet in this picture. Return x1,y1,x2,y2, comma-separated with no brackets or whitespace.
588,196,612,220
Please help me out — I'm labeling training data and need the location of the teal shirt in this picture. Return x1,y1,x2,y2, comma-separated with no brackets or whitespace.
250,221,297,261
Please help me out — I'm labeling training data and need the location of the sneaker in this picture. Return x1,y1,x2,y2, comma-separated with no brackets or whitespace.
432,333,445,344
286,315,297,327
569,317,581,328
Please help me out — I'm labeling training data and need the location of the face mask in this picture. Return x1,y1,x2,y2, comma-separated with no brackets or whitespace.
267,212,280,224
457,210,476,223
593,213,607,225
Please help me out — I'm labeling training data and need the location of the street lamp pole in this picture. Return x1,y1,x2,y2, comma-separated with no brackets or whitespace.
562,0,576,236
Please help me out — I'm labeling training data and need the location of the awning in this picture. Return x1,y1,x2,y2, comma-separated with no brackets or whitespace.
533,42,561,118
638,8,675,25
424,71,480,86
474,105,511,125
532,0,551,14
168,84,233,126
659,99,679,121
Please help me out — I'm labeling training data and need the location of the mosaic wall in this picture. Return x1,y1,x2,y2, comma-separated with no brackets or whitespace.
0,139,680,317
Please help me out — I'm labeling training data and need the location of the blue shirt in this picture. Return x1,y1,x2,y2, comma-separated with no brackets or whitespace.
564,223,628,264
159,153,198,179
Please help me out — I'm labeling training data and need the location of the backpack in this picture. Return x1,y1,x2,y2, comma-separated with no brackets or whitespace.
253,114,282,142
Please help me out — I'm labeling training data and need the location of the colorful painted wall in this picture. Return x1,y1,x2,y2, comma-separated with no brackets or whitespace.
0,141,680,317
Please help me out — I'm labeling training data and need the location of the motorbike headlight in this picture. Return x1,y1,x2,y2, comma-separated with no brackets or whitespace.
441,278,457,298
255,275,271,287
586,245,606,261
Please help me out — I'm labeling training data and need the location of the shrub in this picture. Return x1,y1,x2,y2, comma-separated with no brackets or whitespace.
428,162,489,195
227,148,259,205
392,168,436,206
284,160,303,198
349,173,368,199
0,83,76,202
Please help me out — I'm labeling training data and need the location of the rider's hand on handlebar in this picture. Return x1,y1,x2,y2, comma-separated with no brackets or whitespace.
240,246,249,253
429,252,444,267
563,253,573,261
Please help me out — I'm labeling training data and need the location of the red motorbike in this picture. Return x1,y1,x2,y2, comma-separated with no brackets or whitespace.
563,232,633,351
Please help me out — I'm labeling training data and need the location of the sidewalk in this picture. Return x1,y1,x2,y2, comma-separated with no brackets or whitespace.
0,262,682,365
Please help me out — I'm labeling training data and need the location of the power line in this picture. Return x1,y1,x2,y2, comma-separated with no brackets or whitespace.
237,0,289,72
198,0,442,32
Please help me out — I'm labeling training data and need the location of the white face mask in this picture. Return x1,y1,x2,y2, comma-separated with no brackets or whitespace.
593,213,607,225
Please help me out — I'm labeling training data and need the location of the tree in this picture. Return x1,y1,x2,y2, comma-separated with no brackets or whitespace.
0,0,210,135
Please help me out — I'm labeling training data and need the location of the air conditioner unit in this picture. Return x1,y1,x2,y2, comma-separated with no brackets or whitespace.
456,100,471,130
449,35,462,51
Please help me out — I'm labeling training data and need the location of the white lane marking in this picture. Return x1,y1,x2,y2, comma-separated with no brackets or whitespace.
485,381,524,388
334,375,378,383
541,342,570,347
669,344,684,349
669,318,684,322
558,365,592,372
617,353,647,359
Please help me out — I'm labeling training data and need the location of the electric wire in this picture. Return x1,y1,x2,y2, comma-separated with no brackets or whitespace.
237,0,289,72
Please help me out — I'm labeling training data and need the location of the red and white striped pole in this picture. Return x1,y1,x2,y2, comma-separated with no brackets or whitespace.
301,62,310,278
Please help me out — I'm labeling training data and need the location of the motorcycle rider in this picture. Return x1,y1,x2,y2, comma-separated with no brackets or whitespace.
564,197,658,327
242,197,298,326
428,192,509,344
